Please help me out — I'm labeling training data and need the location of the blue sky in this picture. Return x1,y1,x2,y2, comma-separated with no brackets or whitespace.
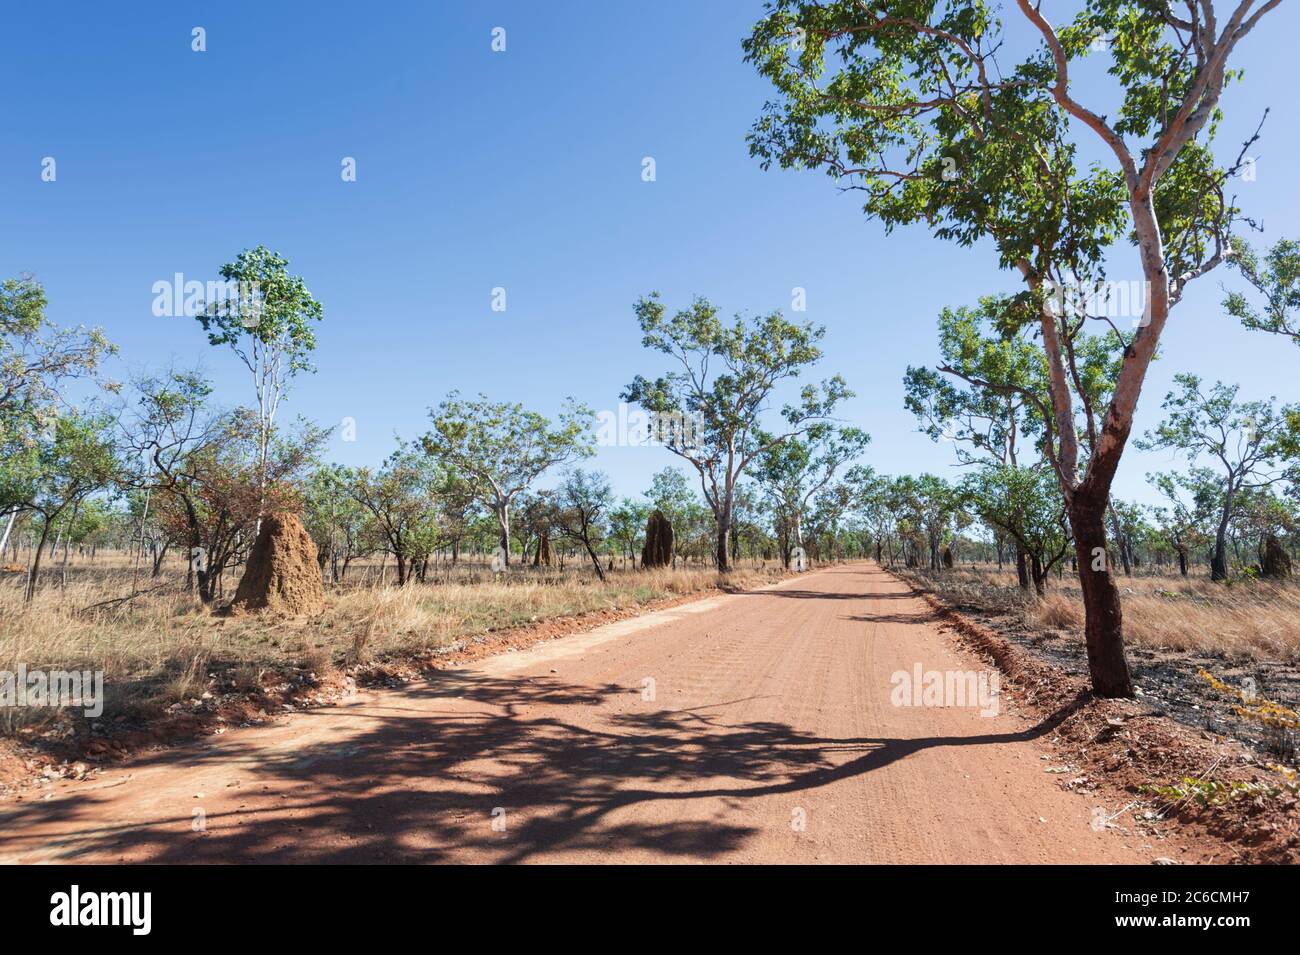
3,1,1297,507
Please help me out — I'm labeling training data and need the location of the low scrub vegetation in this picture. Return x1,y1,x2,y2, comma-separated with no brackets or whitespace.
0,555,785,736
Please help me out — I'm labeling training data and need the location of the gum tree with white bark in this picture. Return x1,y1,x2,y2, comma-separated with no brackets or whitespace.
195,246,323,525
745,0,1280,696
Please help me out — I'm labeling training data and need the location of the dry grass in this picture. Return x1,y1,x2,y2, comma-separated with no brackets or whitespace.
908,563,1300,661
0,552,784,733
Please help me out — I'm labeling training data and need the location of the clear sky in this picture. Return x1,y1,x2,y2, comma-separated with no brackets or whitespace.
3,1,1297,507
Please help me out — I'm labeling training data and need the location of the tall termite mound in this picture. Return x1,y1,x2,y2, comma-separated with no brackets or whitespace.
533,530,552,567
1261,535,1292,579
230,512,326,615
641,509,674,568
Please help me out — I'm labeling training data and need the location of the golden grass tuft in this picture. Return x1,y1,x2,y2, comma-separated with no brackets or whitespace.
1031,591,1082,630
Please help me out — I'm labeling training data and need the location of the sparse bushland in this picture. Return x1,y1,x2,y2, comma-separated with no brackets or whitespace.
0,553,787,740
905,563,1300,662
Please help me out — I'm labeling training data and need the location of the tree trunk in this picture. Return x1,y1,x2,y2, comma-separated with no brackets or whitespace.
1176,546,1188,576
198,567,215,603
25,517,54,603
1210,507,1231,581
1031,553,1046,597
496,502,511,567
715,508,732,573
1068,495,1134,698
584,541,606,581
1015,548,1030,591
143,539,162,576
0,509,16,554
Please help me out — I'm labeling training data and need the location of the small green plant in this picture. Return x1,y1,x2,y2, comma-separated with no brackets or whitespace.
1140,773,1298,808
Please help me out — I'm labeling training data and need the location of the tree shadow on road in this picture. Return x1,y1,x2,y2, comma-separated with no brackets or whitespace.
0,672,1090,864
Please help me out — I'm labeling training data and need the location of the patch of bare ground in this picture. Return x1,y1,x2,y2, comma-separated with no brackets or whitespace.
896,565,1300,863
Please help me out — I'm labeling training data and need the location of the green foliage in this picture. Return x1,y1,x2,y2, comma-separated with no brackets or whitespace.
422,392,594,559
195,246,323,376
551,469,616,579
1225,238,1300,345
1139,776,1295,808
28,412,120,516
959,463,1069,576
1139,374,1296,577
1,275,115,512
608,498,650,560
743,0,1126,272
904,297,1048,465
1140,374,1294,468
622,292,849,569
755,422,869,560
348,445,441,584
302,463,375,579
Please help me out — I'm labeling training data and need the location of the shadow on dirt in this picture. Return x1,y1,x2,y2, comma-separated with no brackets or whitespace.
0,668,1089,864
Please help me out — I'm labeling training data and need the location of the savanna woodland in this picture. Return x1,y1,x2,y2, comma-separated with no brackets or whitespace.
2,0,1298,874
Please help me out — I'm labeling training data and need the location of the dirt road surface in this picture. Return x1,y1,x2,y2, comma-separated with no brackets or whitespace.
0,563,1183,864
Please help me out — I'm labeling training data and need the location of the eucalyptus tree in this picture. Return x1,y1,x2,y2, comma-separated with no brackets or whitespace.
745,0,1279,695
511,490,555,566
156,414,325,603
905,297,1053,587
551,469,615,580
959,464,1070,594
1150,467,1218,575
348,445,440,586
117,369,226,592
1139,374,1295,580
608,498,650,569
1107,499,1151,576
302,464,373,583
905,299,1046,467
643,466,696,560
433,467,479,565
805,479,860,562
1231,487,1297,573
422,392,593,566
845,465,899,564
195,246,323,519
755,423,870,565
1,275,114,551
22,412,120,601
622,293,850,571
885,474,961,569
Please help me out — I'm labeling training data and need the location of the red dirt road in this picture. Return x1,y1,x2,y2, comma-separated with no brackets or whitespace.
0,563,1185,864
